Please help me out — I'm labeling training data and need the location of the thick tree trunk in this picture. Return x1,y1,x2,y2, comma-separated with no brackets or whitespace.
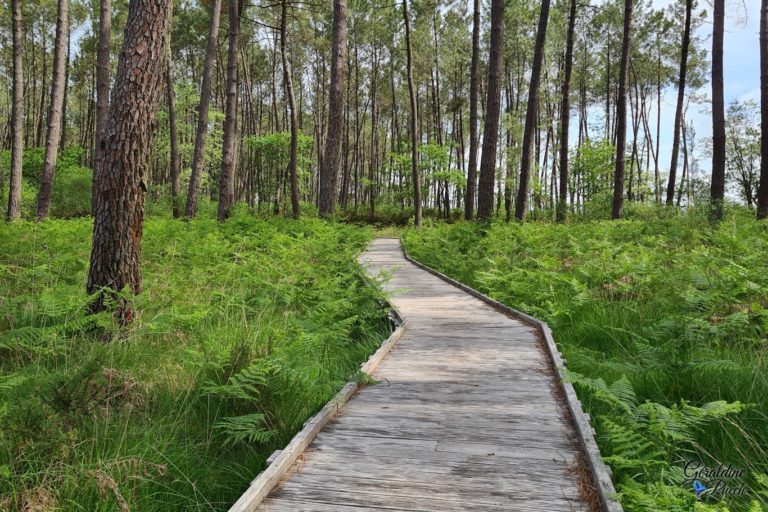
6,0,24,221
217,0,242,220
710,0,726,220
185,0,222,218
87,0,171,322
319,0,346,217
514,0,550,221
612,0,632,220
281,0,301,218
167,51,181,218
94,0,112,214
36,0,69,220
476,0,505,221
757,0,768,218
666,0,692,206
402,0,422,226
557,0,577,223
464,0,480,220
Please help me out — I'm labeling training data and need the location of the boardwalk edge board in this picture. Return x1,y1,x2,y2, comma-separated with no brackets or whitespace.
400,244,623,512
228,302,408,512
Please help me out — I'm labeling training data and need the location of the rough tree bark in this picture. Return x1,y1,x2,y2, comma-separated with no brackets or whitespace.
36,0,69,220
167,49,181,218
710,0,726,220
6,0,24,221
94,0,112,214
217,0,242,220
557,0,577,223
514,0,550,221
612,0,632,220
403,0,422,226
185,0,222,219
281,0,301,218
666,0,692,206
464,0,480,220
87,0,171,322
318,0,346,217
476,0,505,221
757,0,768,218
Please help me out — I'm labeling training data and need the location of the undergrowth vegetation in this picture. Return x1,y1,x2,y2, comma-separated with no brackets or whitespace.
0,213,390,511
403,207,768,511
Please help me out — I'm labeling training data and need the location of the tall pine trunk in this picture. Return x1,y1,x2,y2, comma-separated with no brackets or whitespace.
217,0,242,220
281,0,301,218
710,0,726,220
319,0,346,217
464,0,480,220
612,0,632,220
185,0,222,218
666,0,692,205
167,49,181,218
94,0,112,214
403,0,422,226
36,0,69,220
514,0,550,221
757,0,768,218
87,0,171,322
6,0,23,221
476,0,505,220
557,0,577,223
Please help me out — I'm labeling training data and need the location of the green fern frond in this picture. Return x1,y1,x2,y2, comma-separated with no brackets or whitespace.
214,413,276,446
203,363,268,401
603,418,662,461
681,400,747,429
608,375,638,412
687,359,744,373
0,374,29,395
563,370,637,415
754,473,768,499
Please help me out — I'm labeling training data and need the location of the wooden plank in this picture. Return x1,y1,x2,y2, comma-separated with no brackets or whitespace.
228,238,614,512
269,480,583,512
401,243,623,512
227,314,408,511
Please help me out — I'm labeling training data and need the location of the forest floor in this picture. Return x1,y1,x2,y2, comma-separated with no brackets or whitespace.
0,212,390,511
403,206,768,511
2,205,768,511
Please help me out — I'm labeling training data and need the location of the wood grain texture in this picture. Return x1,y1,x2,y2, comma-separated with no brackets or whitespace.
238,238,609,511
401,241,622,512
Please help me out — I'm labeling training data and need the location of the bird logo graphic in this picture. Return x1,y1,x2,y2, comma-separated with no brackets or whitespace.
693,480,708,498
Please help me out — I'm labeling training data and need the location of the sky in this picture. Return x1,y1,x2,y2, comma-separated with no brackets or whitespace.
651,0,761,174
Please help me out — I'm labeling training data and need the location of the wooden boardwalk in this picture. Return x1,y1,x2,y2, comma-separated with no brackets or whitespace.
256,238,591,511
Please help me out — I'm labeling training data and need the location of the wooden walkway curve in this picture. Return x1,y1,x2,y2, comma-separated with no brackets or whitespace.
255,238,593,511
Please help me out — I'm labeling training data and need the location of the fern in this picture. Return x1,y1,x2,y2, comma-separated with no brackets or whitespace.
563,370,637,415
214,413,276,446
0,374,29,395
202,361,273,402
603,418,663,464
754,473,768,500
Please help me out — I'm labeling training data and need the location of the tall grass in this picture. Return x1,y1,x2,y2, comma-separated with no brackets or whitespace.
403,207,768,511
0,211,390,511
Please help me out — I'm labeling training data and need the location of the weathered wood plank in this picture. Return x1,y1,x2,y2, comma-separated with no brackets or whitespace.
231,238,611,512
